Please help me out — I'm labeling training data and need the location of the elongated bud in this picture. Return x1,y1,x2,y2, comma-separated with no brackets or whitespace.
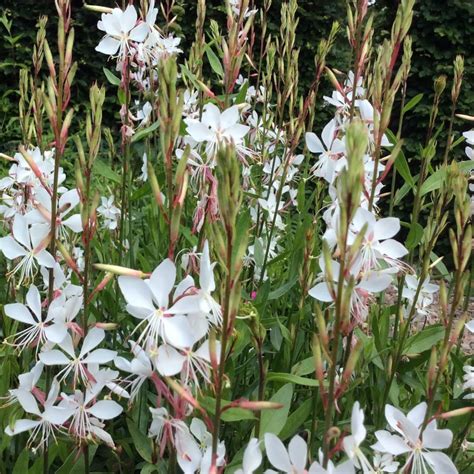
228,400,283,411
438,407,474,419
93,263,147,278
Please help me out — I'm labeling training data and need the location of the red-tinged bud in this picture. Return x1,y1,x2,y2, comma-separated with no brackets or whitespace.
88,272,114,303
229,399,283,411
95,322,118,330
196,80,216,99
165,377,202,411
456,113,474,122
33,232,52,255
93,263,148,278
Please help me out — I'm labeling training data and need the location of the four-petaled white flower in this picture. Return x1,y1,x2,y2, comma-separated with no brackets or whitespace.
0,214,55,284
185,103,250,158
96,5,149,57
118,258,199,349
373,402,457,474
39,327,117,386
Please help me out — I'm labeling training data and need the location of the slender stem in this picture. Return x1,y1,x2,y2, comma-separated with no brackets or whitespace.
211,225,233,465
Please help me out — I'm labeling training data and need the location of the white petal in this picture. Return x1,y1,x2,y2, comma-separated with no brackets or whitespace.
79,327,105,357
288,435,307,471
26,285,42,320
186,122,214,142
16,390,40,415
118,276,154,311
39,350,71,366
154,345,185,376
162,315,194,349
374,217,400,240
0,236,27,259
87,400,123,420
35,250,56,268
44,324,68,344
129,23,149,42
95,36,120,55
264,433,292,472
5,419,40,436
305,132,325,154
308,282,333,302
62,214,83,233
423,451,458,474
242,438,262,473
12,214,30,249
422,420,453,449
4,303,36,325
149,259,176,308
120,5,137,33
357,273,392,293
83,349,117,364
377,240,408,259
407,402,427,427
374,430,410,455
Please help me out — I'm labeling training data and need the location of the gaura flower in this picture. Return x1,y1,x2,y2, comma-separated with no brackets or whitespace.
373,402,457,474
96,5,149,57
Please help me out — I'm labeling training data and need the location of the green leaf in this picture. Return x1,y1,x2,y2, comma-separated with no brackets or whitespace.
205,45,224,78
131,121,160,143
269,276,298,300
404,325,445,355
127,418,153,463
103,67,121,86
266,372,319,387
12,448,29,474
420,161,474,196
402,93,423,114
279,399,313,440
259,383,293,438
405,222,424,250
93,159,121,184
199,396,255,422
385,129,414,188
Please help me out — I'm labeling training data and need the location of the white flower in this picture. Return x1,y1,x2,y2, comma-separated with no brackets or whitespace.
175,418,225,473
258,190,285,230
0,214,55,284
96,5,149,58
39,327,117,386
306,119,345,183
264,433,315,473
4,362,43,407
97,195,121,230
118,258,200,349
114,341,153,401
402,275,438,318
347,208,408,271
153,338,220,388
236,438,262,474
343,402,373,472
138,152,148,182
59,386,122,447
26,187,82,235
4,285,53,353
310,451,355,474
373,402,457,474
462,365,474,399
5,380,72,449
196,240,222,326
148,407,187,449
372,453,399,473
185,103,250,158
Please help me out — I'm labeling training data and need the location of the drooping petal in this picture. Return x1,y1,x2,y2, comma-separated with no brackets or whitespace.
5,419,41,436
242,438,262,473
12,214,30,249
377,240,408,259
